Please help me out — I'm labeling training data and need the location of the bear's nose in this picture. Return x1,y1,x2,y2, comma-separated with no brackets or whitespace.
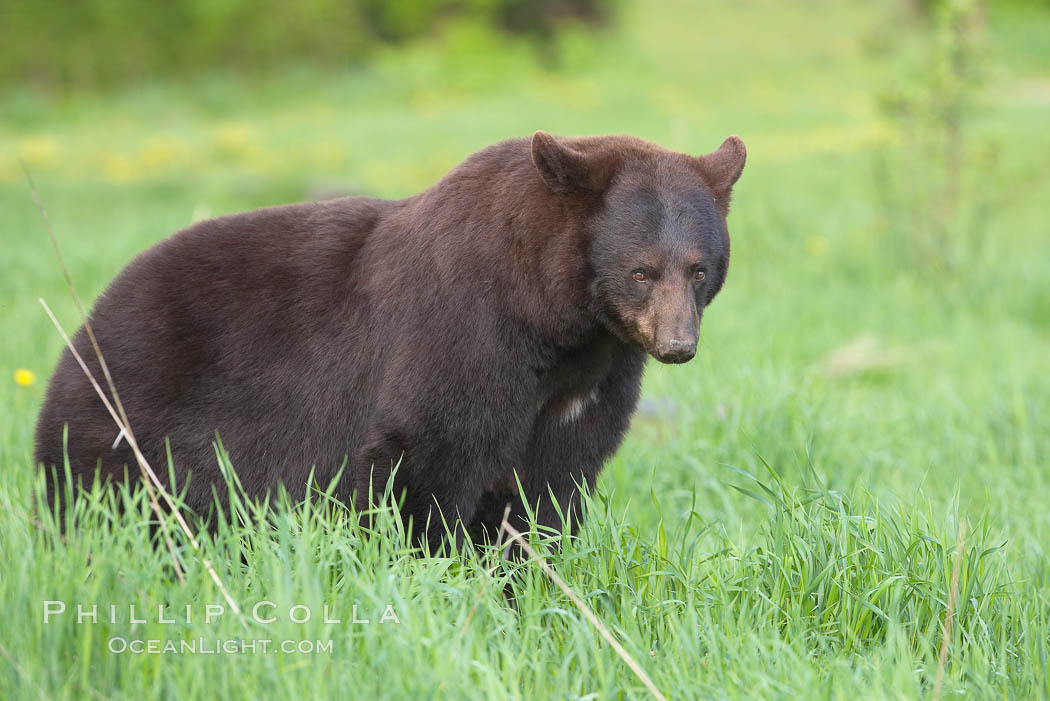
655,339,696,364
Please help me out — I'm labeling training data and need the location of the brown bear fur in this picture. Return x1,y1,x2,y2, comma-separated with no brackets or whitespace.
35,131,746,549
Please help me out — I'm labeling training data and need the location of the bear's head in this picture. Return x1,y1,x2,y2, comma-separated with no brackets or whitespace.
531,131,746,364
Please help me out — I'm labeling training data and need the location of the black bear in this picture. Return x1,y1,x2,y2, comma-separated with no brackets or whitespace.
35,131,746,550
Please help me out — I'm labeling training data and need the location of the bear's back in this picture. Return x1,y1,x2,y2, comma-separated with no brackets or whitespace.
35,195,402,511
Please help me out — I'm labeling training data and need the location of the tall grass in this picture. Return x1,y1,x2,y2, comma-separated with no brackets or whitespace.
1,444,1042,699
2,0,1049,697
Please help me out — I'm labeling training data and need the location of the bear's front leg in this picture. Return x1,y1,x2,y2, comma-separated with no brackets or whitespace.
470,348,645,547
354,429,492,553
352,354,538,553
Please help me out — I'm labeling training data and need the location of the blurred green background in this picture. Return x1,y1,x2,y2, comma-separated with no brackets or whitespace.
3,0,1047,499
2,0,1050,697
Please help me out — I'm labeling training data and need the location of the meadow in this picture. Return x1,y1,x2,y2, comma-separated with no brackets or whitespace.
1,1,1049,698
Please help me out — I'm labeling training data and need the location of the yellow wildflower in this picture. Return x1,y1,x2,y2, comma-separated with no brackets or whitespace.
806,234,829,257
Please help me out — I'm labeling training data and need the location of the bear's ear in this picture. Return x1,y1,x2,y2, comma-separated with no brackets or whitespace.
694,135,746,216
531,131,610,196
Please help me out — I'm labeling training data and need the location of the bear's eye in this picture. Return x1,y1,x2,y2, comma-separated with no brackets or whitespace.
632,270,647,282
694,269,707,282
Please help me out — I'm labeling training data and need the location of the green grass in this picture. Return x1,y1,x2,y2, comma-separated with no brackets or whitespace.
2,0,1050,698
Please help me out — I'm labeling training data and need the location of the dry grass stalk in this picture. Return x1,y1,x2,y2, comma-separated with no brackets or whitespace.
933,519,968,701
25,167,242,618
500,514,668,701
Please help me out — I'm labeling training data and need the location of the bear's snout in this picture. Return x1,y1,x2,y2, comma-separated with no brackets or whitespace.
653,337,696,364
643,282,700,364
